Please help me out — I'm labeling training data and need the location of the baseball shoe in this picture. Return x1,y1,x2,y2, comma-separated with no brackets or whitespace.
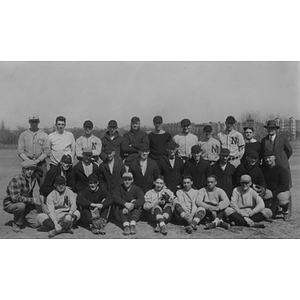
91,227,100,235
205,222,217,230
283,211,291,222
99,228,106,235
218,220,230,230
186,225,193,234
130,225,137,235
160,225,168,235
48,229,63,238
12,222,21,232
123,226,130,235
250,223,265,229
154,224,160,232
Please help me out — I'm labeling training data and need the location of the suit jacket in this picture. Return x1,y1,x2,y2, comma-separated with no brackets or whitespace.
72,161,99,193
98,157,126,194
157,155,184,193
129,157,160,194
261,133,293,188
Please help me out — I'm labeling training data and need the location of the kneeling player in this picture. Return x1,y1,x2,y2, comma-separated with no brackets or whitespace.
113,172,145,235
143,175,175,235
196,175,230,229
37,175,80,237
224,175,272,228
77,174,114,235
173,175,205,234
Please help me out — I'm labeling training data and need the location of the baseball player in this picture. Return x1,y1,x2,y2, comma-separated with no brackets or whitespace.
122,116,149,168
113,172,145,235
196,175,230,229
224,175,272,228
148,115,172,161
75,120,102,165
242,126,261,163
37,175,80,237
199,125,221,164
173,175,206,234
17,114,48,186
143,175,175,235
44,116,75,170
3,160,40,232
77,174,114,235
217,116,245,168
100,120,123,161
173,118,198,162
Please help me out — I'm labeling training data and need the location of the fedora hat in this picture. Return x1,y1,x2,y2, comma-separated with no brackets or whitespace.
264,120,280,129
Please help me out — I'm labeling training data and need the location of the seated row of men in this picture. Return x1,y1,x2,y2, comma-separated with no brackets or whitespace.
3,142,290,236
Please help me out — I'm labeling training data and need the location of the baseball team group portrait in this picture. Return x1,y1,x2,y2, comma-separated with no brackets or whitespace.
0,61,299,239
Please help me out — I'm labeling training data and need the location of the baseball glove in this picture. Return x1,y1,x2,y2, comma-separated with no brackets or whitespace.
252,184,266,197
35,166,44,178
161,192,171,203
91,208,106,230
59,214,73,231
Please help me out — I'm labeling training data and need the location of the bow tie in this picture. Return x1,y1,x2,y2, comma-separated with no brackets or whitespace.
169,157,175,160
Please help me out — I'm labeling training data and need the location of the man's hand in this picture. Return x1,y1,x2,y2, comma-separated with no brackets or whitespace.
90,203,103,210
125,202,134,211
54,221,62,232
244,217,254,227
122,208,129,215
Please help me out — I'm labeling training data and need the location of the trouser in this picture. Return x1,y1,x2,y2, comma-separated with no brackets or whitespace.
145,204,173,224
173,203,206,225
225,207,272,226
114,206,142,224
4,202,40,228
37,210,81,229
80,206,111,225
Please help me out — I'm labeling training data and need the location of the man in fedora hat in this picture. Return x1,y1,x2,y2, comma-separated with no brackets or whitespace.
261,120,293,217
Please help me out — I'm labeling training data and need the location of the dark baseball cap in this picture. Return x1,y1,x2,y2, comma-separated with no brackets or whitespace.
55,175,66,185
226,116,236,123
167,141,178,150
181,118,191,126
137,144,149,151
153,116,163,123
220,148,230,156
88,174,99,183
264,150,275,157
83,120,93,128
247,150,259,158
108,120,118,127
191,145,201,153
104,144,115,153
131,116,140,123
203,125,213,132
61,154,72,164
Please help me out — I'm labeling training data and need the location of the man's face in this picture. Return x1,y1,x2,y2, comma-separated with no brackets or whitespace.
182,124,190,134
154,122,163,131
267,127,277,136
220,154,229,164
55,183,66,194
106,151,115,162
84,126,93,136
88,181,99,191
140,150,149,160
154,178,164,191
56,121,66,134
29,120,39,131
23,167,35,178
241,181,251,191
183,179,192,191
108,125,117,135
246,156,258,166
192,152,201,162
167,148,176,158
83,153,92,164
206,177,217,191
131,121,140,132
204,131,212,139
244,129,254,140
225,121,234,131
264,155,276,167
61,162,71,171
123,178,133,189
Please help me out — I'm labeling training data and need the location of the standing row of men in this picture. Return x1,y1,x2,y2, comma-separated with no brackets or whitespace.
3,112,293,235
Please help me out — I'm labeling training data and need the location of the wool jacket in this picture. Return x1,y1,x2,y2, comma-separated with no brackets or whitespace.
77,186,113,208
148,131,172,161
113,184,145,209
100,131,124,160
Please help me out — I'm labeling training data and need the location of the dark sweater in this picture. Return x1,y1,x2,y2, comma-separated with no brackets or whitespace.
113,184,145,208
100,131,123,161
183,158,212,190
211,162,235,198
148,131,172,160
262,164,289,197
77,186,113,208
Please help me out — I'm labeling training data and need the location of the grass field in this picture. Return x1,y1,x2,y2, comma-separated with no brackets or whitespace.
0,141,299,239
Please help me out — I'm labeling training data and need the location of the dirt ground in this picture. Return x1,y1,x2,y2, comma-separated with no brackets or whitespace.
0,141,299,239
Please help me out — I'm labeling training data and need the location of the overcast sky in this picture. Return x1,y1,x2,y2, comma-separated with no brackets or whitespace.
0,61,299,130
